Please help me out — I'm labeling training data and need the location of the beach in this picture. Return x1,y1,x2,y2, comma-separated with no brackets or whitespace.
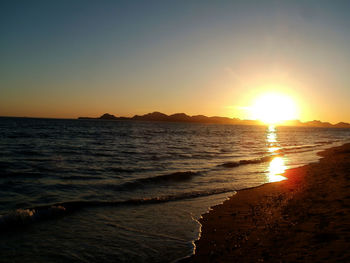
187,143,350,262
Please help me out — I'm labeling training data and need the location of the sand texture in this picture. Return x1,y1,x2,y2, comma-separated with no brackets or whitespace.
187,143,350,262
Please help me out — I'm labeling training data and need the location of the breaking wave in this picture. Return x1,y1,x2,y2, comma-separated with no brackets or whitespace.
219,155,280,168
280,144,321,154
0,187,235,232
109,171,201,191
129,171,199,184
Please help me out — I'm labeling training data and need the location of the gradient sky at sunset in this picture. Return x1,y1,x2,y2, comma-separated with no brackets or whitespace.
1,0,350,123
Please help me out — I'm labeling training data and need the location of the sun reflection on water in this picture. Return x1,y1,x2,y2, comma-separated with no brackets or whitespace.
266,125,280,153
267,125,277,142
266,125,287,182
267,156,287,182
268,147,280,153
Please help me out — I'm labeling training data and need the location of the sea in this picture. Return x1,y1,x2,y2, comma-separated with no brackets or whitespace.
1,117,350,262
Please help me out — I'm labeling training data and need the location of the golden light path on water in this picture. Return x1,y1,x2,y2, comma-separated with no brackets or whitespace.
268,157,287,182
266,125,287,183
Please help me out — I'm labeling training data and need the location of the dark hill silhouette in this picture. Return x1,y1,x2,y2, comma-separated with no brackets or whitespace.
78,112,350,128
304,120,332,127
168,113,192,122
100,113,118,120
334,122,350,128
132,112,168,121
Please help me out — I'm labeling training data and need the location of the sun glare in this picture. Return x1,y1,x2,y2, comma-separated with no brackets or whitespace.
250,93,298,124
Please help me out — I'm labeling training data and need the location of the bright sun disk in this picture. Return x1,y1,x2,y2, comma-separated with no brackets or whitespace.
250,93,298,124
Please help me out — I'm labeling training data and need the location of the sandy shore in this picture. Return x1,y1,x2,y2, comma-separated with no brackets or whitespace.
185,143,350,262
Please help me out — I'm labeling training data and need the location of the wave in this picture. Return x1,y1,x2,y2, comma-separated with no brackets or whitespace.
315,140,335,145
281,144,320,153
0,188,235,232
60,175,103,180
15,149,47,156
110,171,201,191
7,132,33,139
256,144,328,156
134,171,200,183
0,171,44,178
219,155,279,168
108,167,150,174
220,143,332,169
0,206,67,232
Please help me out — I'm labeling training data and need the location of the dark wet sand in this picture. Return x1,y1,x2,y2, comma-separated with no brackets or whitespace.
186,143,350,262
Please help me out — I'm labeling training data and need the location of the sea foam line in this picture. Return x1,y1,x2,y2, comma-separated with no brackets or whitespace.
0,188,236,232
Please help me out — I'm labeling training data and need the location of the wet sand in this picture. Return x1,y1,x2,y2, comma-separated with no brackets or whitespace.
187,143,350,262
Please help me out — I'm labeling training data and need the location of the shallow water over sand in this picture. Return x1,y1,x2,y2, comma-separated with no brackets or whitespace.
1,118,350,262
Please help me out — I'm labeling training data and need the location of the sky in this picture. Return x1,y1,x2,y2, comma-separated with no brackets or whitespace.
1,0,350,123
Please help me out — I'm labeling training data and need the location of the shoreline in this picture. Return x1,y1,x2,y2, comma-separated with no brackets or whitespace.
184,143,350,262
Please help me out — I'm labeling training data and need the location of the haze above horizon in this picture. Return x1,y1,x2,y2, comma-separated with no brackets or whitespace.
1,0,350,123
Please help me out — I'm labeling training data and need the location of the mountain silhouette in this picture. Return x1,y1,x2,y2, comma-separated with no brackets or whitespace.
78,112,350,128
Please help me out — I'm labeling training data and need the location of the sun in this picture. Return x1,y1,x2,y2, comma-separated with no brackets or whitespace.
250,93,298,124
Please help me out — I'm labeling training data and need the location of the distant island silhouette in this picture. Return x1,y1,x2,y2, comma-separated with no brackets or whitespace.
78,112,350,128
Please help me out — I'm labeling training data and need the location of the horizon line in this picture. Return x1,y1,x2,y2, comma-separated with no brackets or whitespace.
1,111,349,127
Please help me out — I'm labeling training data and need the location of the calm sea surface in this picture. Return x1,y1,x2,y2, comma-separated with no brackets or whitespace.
1,118,350,262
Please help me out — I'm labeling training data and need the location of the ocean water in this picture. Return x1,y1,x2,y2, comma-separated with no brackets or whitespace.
1,117,350,262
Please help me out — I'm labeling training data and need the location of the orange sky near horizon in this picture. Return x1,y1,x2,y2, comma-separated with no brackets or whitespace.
2,62,348,124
